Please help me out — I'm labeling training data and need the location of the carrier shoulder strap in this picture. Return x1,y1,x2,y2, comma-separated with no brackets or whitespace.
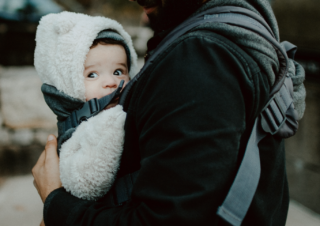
115,6,298,225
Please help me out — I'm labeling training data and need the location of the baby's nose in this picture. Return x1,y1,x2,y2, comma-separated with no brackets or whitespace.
102,75,118,89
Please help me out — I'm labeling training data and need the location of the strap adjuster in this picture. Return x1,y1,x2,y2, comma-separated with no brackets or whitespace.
75,98,100,124
260,93,287,135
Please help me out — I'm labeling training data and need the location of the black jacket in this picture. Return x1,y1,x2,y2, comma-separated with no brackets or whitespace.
44,4,289,226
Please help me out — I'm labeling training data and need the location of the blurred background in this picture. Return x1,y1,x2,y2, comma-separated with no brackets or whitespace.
0,0,319,225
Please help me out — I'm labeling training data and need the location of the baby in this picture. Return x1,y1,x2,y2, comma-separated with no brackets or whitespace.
34,12,138,200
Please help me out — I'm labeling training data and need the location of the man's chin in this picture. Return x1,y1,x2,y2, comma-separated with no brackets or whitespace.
143,5,159,15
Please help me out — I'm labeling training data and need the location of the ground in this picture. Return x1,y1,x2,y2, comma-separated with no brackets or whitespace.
0,174,319,226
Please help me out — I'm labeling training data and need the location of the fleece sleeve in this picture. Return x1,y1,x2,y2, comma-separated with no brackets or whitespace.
44,33,267,226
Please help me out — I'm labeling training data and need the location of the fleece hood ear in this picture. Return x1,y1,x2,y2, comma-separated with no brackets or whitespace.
34,11,139,101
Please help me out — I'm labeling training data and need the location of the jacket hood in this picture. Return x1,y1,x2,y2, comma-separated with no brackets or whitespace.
34,11,139,101
192,0,306,119
193,0,279,86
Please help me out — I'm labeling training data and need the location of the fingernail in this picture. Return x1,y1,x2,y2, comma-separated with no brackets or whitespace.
47,135,54,141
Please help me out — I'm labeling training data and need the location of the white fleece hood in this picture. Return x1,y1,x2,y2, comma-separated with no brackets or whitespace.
34,11,138,101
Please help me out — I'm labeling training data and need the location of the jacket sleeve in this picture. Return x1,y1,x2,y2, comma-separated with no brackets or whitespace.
44,33,268,226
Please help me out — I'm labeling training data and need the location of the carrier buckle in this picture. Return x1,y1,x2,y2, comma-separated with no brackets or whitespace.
260,93,287,135
75,98,100,123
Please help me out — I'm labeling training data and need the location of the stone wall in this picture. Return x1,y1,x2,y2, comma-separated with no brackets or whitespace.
0,66,57,147
0,66,58,175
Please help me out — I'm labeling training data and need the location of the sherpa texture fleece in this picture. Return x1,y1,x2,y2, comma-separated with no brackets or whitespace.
35,12,138,200
34,11,139,101
60,105,126,200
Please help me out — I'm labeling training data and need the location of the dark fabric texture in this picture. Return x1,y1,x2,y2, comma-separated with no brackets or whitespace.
41,84,84,122
43,1,290,225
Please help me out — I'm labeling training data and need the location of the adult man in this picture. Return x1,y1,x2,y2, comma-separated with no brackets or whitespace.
33,0,292,225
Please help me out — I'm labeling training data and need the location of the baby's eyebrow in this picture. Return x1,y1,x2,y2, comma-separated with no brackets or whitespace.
84,65,95,70
117,63,127,68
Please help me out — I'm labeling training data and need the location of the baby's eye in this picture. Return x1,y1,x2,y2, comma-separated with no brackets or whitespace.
114,70,123,76
88,72,98,78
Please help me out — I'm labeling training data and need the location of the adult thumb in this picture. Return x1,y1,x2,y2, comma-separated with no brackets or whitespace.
45,135,58,158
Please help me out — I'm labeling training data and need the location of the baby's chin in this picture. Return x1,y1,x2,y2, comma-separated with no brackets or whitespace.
104,98,119,110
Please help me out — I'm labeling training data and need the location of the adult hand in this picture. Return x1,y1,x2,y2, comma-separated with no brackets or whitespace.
32,135,62,203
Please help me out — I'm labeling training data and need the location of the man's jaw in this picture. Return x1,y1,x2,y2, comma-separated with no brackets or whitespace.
143,6,158,15
137,0,161,15
136,0,206,32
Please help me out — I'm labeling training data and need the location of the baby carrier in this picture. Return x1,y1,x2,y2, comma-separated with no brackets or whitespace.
61,6,305,226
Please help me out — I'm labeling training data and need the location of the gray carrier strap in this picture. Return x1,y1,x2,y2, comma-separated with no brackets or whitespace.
216,117,264,225
217,78,295,226
117,7,297,225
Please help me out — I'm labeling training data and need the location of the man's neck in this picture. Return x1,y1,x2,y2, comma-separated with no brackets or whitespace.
146,0,211,58
150,0,210,33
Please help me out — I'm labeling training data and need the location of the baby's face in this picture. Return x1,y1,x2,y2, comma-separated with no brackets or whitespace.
83,43,130,105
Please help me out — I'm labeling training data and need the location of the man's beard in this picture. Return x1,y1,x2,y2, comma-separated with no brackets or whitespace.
144,0,205,32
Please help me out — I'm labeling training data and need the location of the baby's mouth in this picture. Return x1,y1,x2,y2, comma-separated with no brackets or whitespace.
104,97,119,110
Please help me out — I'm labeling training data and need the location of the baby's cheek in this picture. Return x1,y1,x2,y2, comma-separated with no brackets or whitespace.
84,86,99,101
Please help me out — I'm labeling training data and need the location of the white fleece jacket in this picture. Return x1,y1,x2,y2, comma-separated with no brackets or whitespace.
34,12,138,200
60,105,126,200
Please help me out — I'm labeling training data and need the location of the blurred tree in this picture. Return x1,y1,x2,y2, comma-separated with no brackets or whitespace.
54,0,85,12
17,0,38,21
77,0,92,8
